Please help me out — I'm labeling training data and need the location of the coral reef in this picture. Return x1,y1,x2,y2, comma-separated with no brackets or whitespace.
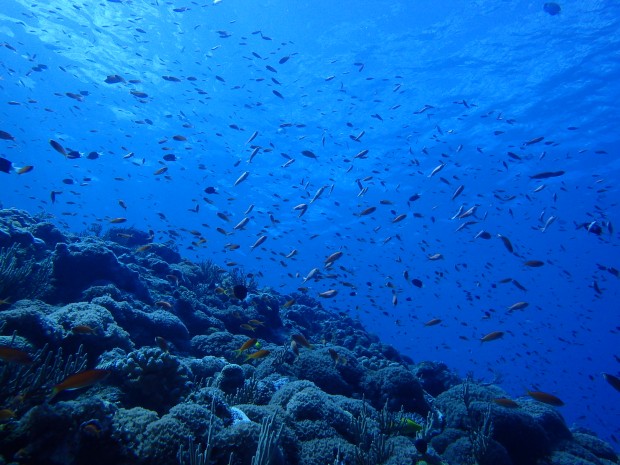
0,209,617,465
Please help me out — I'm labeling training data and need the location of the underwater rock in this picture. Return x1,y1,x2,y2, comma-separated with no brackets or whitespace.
191,330,245,359
216,363,245,394
291,347,356,396
363,365,430,416
50,241,149,303
111,407,159,461
0,299,61,345
30,221,66,247
572,432,619,462
413,360,462,397
91,295,189,349
3,397,117,465
50,302,134,356
140,416,192,465
168,401,225,438
298,437,356,465
110,347,192,413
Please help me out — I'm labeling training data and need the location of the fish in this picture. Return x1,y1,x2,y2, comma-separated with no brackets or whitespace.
234,171,249,186
428,253,444,261
0,409,16,421
324,251,343,266
474,230,492,240
109,218,127,224
451,185,464,200
318,289,338,298
497,234,514,253
250,235,267,251
292,334,313,349
71,325,97,335
529,171,565,179
493,398,519,408
0,346,32,364
233,217,250,230
153,167,168,175
0,157,13,173
540,215,557,233
16,165,33,175
155,336,169,352
507,301,529,312
301,150,317,159
543,2,561,15
602,373,620,393
233,284,248,300
104,74,125,84
245,349,270,361
428,162,445,178
392,214,407,223
526,390,564,406
234,338,257,357
240,324,256,332
0,130,15,141
524,260,544,267
357,206,376,216
51,369,111,399
293,203,308,217
310,186,326,203
480,331,504,342
49,139,67,156
524,136,544,146
424,318,442,327
328,348,340,364
246,131,259,145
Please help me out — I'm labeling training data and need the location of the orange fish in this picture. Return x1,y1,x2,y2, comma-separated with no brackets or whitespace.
16,165,34,175
290,340,299,356
492,397,519,408
0,409,16,421
155,336,169,352
526,390,564,406
0,347,32,364
245,349,270,361
283,299,296,308
71,325,97,335
136,244,152,253
234,338,257,357
291,334,313,349
0,297,11,306
51,369,111,399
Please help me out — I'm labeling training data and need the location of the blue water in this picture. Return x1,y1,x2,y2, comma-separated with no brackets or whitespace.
1,0,619,448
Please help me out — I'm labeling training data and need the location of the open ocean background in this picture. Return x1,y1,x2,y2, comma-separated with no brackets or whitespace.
1,0,619,450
